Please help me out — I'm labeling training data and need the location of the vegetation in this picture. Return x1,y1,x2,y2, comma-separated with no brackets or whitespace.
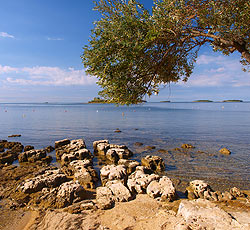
82,0,250,105
193,100,213,102
222,100,243,102
88,97,109,103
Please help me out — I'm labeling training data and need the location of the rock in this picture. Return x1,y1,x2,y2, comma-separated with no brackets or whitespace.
64,160,98,189
45,145,55,153
118,159,140,174
63,200,97,214
177,199,242,229
100,165,127,186
114,128,121,133
93,140,109,153
127,167,160,194
56,181,86,208
56,139,89,161
185,180,215,200
60,148,93,165
105,149,119,163
19,169,68,193
181,143,195,149
145,145,156,150
134,142,143,147
24,145,34,152
222,191,234,201
219,147,231,155
230,187,245,198
8,134,21,137
146,176,177,201
141,155,165,172
55,139,71,149
96,187,114,210
106,180,132,202
0,147,4,152
158,149,169,154
11,143,24,153
0,150,18,165
18,149,47,163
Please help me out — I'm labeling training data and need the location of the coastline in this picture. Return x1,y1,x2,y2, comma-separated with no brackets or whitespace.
1,138,250,229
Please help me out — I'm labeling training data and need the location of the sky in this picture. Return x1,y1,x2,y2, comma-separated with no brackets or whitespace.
0,0,249,103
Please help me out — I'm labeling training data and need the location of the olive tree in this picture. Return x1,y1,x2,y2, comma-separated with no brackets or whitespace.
82,0,250,104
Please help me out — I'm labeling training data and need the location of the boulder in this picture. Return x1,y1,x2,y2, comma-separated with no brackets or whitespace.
127,167,160,194
18,149,47,163
24,145,34,152
96,186,114,210
106,180,132,202
11,143,24,153
105,149,119,163
181,143,195,149
230,187,246,198
118,159,140,174
100,164,127,186
185,180,216,200
141,155,165,172
56,139,88,160
55,139,71,149
0,150,18,165
177,199,242,229
60,148,92,165
56,181,86,208
45,145,55,153
93,140,109,155
146,176,177,201
64,160,98,189
19,169,68,193
219,147,231,155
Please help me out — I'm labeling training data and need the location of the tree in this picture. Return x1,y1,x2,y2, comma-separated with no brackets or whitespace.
82,0,250,105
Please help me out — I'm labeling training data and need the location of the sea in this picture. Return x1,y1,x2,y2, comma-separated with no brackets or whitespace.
1,102,250,190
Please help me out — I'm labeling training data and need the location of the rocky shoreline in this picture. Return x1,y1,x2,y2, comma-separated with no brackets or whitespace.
0,138,250,229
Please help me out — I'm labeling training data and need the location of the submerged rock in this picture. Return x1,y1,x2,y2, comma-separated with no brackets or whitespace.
181,143,195,149
219,147,231,155
141,155,165,172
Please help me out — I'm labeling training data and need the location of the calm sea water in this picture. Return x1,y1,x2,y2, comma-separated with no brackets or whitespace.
1,102,250,190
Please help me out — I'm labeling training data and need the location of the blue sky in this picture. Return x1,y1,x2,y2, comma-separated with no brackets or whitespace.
0,0,249,103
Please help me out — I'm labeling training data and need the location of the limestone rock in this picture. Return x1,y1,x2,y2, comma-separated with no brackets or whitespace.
100,164,127,186
64,160,98,189
127,167,160,194
141,155,165,172
93,140,110,155
106,180,132,202
24,145,34,152
185,180,215,200
0,150,18,164
18,149,47,163
118,159,140,174
60,148,92,165
230,187,245,198
181,143,195,149
147,176,177,201
19,169,68,193
177,199,242,229
45,145,55,153
96,186,114,210
55,139,70,149
219,147,231,155
56,181,86,208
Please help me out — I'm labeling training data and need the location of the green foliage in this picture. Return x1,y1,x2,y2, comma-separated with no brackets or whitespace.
82,0,250,105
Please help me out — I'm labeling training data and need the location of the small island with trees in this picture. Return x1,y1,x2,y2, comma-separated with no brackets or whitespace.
222,100,243,102
88,97,109,104
193,100,213,102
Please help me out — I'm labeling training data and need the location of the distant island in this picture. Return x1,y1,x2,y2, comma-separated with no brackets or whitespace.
88,97,109,104
222,100,243,102
88,97,147,104
159,100,171,103
193,100,213,102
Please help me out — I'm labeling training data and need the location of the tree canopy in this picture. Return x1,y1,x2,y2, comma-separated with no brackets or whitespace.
82,0,250,105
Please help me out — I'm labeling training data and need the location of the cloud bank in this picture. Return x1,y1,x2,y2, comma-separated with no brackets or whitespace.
0,65,96,86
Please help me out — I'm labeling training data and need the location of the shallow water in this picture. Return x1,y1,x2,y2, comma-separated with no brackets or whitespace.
1,102,250,190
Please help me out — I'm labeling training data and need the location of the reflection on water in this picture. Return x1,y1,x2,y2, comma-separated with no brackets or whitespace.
1,102,250,190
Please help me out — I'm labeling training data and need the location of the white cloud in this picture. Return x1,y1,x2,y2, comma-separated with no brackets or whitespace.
179,54,250,87
0,32,15,39
0,65,97,86
47,37,64,41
